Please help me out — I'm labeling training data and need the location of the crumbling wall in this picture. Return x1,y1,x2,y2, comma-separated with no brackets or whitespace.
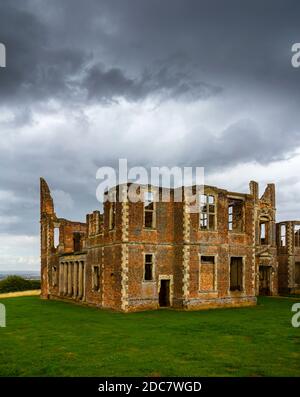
253,182,278,296
277,220,300,294
40,178,87,300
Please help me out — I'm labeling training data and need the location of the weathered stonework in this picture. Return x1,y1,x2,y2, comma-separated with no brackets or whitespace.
277,220,300,294
40,177,295,313
182,198,191,306
121,185,129,311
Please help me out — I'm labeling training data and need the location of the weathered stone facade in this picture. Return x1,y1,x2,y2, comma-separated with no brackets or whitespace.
41,177,289,312
277,221,300,294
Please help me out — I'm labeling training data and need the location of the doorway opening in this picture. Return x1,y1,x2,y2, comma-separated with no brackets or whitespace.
259,266,271,295
159,279,170,307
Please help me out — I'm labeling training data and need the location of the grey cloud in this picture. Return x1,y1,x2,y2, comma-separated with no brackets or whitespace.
0,1,220,111
2,0,300,105
83,64,221,103
178,119,300,169
1,113,298,238
0,1,88,107
2,0,300,110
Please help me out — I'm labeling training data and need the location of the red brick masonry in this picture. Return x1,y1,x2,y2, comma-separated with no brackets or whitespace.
40,178,298,312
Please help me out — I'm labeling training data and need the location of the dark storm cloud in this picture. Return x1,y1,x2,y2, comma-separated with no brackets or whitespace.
1,0,300,108
0,0,223,109
0,1,88,105
83,64,221,103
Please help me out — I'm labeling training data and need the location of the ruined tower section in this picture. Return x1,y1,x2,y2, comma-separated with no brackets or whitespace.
40,178,56,299
41,177,88,302
252,182,278,296
277,220,300,294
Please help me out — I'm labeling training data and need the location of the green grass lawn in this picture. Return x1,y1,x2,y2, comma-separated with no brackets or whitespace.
0,296,299,377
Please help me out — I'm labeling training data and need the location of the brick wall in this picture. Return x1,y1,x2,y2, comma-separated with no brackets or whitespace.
41,179,284,312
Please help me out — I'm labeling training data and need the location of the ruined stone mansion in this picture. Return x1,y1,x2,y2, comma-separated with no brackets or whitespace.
40,178,300,312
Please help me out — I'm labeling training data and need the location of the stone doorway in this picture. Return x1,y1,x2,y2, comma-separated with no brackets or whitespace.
259,265,271,295
159,279,170,307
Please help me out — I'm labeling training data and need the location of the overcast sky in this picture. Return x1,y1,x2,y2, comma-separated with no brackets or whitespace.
0,0,300,271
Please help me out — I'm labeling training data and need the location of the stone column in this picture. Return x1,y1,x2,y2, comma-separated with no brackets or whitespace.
83,262,86,301
68,262,72,296
73,262,78,298
58,263,62,295
78,262,83,299
63,263,68,295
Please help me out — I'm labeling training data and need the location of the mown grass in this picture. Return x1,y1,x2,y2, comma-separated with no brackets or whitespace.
0,296,299,377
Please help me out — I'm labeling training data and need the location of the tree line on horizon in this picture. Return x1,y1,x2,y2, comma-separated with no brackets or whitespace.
0,276,41,293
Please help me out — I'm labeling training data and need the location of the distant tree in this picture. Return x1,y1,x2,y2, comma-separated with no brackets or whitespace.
29,279,41,290
0,276,40,293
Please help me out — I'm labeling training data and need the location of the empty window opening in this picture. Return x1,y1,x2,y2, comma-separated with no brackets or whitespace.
230,257,243,291
92,266,100,291
73,233,82,252
228,205,233,231
144,191,155,229
200,194,215,230
280,224,286,247
294,225,300,247
54,227,60,248
109,202,116,230
259,217,270,245
144,254,154,281
228,199,244,232
260,223,267,244
201,256,215,264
